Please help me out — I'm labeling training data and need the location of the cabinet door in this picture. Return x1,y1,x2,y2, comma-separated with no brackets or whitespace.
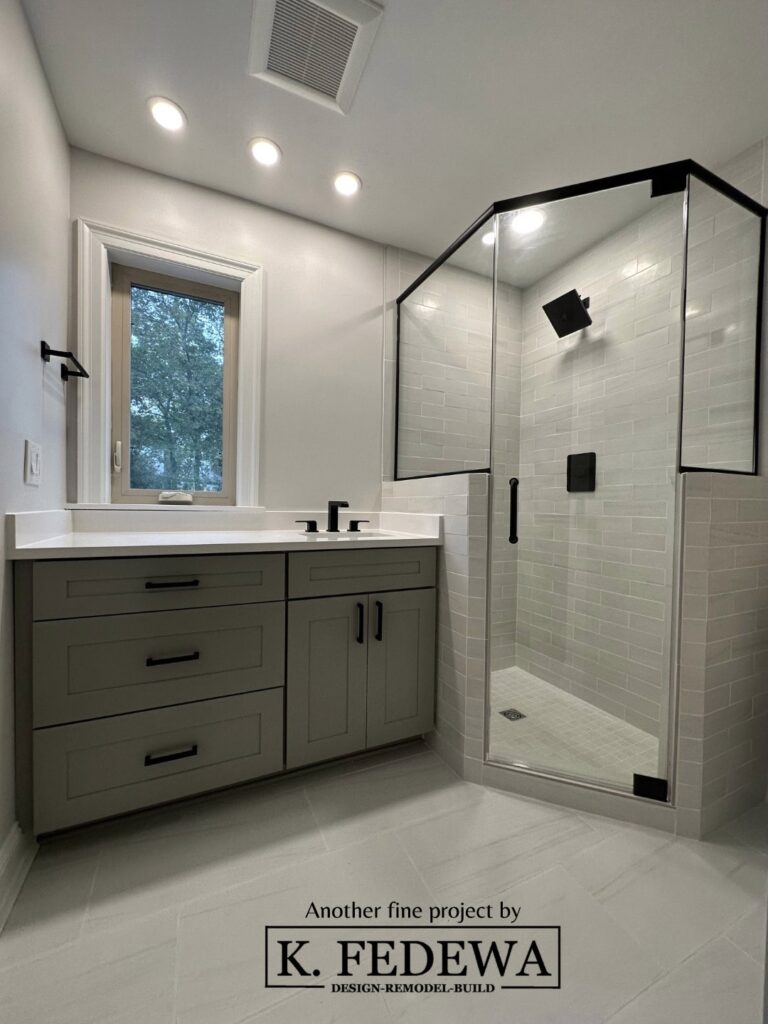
286,596,368,769
367,588,436,748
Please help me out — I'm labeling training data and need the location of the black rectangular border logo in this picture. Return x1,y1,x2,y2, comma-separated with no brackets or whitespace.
265,924,561,991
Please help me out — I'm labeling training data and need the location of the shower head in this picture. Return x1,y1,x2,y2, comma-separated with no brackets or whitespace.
542,290,592,338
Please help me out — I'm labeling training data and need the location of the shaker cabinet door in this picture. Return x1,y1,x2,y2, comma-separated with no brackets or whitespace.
366,588,436,748
286,596,368,769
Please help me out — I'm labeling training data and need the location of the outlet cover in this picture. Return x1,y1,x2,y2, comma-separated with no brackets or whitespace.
24,440,41,486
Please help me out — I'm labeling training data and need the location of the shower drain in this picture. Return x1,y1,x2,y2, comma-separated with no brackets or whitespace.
499,708,526,721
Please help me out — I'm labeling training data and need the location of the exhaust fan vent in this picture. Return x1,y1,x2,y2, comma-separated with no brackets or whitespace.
268,0,357,100
249,0,383,113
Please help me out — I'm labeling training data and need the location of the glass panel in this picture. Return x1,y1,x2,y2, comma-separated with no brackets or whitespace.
681,176,761,472
486,181,685,792
129,284,226,492
396,217,494,478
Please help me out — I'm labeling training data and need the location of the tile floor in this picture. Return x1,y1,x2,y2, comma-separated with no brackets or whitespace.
489,666,660,789
0,742,765,1024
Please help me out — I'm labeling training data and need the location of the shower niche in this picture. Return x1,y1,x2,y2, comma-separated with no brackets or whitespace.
394,160,765,811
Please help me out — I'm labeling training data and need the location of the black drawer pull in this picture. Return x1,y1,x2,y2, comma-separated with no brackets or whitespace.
145,579,200,590
144,743,198,767
375,600,384,641
509,477,519,545
356,602,365,644
146,651,200,668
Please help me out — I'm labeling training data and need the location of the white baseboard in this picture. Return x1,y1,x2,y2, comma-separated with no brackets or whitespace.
0,823,37,934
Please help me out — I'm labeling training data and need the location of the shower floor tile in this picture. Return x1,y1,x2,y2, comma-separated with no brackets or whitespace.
489,666,660,789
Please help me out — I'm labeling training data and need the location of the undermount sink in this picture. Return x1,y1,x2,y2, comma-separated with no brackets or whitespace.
309,530,393,540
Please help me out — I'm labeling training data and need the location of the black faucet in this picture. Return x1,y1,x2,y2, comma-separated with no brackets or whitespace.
326,500,349,533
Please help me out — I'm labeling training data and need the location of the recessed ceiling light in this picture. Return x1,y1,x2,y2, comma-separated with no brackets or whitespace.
148,97,186,132
481,230,495,246
250,138,282,167
511,208,545,235
334,171,362,196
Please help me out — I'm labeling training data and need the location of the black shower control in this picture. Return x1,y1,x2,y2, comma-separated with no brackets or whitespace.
567,452,596,493
295,519,318,533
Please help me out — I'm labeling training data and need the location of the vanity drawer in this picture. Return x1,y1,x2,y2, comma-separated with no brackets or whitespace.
32,553,285,620
33,689,284,833
33,603,285,727
288,547,436,599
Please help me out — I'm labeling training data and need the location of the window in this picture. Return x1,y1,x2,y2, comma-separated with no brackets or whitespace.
110,264,239,504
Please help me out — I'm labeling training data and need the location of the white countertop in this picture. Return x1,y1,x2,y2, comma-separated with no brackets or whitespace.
6,509,442,559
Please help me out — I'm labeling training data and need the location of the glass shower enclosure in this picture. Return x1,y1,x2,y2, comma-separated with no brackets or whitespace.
395,160,764,799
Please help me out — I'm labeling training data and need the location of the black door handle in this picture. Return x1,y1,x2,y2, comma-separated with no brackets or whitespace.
509,477,519,544
145,579,200,590
144,743,198,767
146,651,200,668
356,602,365,644
374,600,384,641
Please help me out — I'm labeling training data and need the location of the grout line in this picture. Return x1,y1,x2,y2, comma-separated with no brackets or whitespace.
300,787,330,853
77,843,104,940
391,830,438,903
170,906,181,1024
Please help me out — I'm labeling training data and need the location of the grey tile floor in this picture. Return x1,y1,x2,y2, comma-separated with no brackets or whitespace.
0,742,765,1024
489,666,660,789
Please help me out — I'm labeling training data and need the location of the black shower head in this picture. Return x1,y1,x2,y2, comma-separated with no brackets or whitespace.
542,290,592,338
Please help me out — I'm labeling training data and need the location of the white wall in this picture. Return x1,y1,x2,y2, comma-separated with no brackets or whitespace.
69,149,385,510
0,0,70,841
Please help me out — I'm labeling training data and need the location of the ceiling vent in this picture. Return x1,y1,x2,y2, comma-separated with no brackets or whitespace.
248,0,383,113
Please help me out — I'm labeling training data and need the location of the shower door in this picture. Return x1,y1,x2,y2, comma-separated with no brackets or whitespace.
486,180,686,794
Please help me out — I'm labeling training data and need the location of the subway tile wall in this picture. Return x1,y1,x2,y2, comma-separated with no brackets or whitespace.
380,473,488,778
395,257,494,477
508,196,685,738
676,472,768,837
488,283,522,673
681,176,762,472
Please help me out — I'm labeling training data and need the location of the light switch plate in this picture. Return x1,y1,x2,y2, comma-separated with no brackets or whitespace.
24,440,41,486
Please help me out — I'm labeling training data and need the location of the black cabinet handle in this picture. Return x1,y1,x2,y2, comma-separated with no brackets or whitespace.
146,651,200,668
375,600,383,641
509,477,519,545
144,743,198,767
145,579,200,590
356,602,365,644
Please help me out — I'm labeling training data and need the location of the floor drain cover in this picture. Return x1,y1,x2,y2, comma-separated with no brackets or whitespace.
500,708,526,721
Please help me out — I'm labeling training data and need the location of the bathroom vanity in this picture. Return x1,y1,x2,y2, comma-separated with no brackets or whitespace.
11,532,438,835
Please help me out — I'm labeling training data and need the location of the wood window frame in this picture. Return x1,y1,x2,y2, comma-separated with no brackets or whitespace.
110,263,239,505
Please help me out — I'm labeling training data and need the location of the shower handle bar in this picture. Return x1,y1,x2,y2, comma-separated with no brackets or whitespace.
509,477,519,545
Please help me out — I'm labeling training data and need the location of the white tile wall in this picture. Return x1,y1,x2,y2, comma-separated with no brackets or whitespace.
676,472,768,837
681,176,762,471
381,473,488,780
394,252,494,477
504,197,685,738
489,283,522,672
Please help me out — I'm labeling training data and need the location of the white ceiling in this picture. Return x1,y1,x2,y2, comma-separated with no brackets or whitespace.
22,0,768,259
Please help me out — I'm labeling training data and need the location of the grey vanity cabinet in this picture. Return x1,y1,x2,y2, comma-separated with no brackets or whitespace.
16,545,438,833
286,587,436,770
15,552,288,835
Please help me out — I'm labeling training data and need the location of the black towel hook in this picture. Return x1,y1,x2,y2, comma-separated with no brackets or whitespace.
41,340,89,381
